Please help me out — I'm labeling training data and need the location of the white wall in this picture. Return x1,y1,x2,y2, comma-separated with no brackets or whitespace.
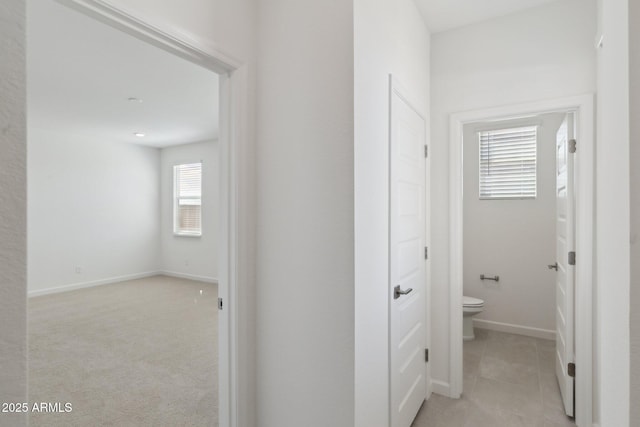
631,1,640,424
463,114,563,336
28,130,161,295
255,1,354,426
596,0,630,425
0,1,27,425
28,135,220,292
160,141,218,281
430,0,597,393
353,0,430,425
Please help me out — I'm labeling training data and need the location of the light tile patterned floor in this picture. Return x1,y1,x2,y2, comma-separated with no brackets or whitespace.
411,329,576,427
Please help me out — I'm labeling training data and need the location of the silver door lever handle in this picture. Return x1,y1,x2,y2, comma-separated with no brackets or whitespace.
548,263,558,271
394,285,413,300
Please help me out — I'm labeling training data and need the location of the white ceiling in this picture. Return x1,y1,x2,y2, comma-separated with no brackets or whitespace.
415,0,564,33
27,1,565,147
27,0,218,148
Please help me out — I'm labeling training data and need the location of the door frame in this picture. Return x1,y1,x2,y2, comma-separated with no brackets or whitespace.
448,94,594,426
53,1,248,426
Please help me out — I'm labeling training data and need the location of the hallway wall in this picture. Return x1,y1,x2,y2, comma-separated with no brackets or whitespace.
0,1,27,425
631,1,640,423
595,0,631,424
255,1,355,426
430,0,597,395
354,0,430,425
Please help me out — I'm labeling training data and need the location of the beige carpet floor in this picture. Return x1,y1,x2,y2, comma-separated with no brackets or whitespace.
28,275,218,427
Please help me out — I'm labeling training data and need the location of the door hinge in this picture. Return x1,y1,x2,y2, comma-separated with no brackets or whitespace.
425,348,429,363
568,362,575,378
424,145,428,158
425,247,428,260
568,251,576,266
218,297,223,310
569,139,577,154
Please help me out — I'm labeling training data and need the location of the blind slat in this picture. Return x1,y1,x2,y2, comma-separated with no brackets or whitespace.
479,126,537,199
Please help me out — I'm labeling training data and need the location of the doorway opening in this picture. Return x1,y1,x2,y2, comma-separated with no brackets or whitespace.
26,1,244,425
448,95,594,426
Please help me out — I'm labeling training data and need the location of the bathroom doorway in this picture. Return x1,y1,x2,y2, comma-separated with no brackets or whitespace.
448,95,594,426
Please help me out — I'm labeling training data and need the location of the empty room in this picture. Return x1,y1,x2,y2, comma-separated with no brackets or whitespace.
26,1,222,425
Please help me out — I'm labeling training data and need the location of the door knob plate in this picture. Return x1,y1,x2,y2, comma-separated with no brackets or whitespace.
394,285,413,300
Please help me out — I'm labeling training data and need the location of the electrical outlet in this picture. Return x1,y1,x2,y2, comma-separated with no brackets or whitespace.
184,260,190,267
75,267,83,274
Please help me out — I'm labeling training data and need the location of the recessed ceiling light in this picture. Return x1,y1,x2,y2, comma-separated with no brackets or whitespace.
134,132,145,137
127,97,143,103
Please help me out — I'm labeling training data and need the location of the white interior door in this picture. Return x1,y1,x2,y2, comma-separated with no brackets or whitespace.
555,113,575,417
389,78,427,427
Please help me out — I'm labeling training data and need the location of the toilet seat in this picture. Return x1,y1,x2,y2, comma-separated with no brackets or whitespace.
463,296,484,307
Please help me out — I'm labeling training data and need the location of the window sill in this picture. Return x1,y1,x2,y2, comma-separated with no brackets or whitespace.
174,232,202,238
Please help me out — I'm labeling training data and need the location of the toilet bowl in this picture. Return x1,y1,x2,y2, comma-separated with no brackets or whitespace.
463,296,484,341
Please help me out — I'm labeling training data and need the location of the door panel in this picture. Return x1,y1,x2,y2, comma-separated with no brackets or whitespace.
390,79,427,427
555,114,575,417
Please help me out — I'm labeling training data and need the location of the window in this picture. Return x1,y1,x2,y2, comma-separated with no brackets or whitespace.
479,126,537,199
174,162,202,236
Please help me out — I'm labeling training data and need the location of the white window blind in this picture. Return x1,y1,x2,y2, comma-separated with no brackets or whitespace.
174,162,202,235
479,126,537,199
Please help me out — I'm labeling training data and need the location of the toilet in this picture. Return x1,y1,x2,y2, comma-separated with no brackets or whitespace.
463,296,484,341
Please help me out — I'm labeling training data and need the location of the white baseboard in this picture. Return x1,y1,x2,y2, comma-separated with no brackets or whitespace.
28,271,160,297
474,319,555,341
430,379,451,397
160,271,218,284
